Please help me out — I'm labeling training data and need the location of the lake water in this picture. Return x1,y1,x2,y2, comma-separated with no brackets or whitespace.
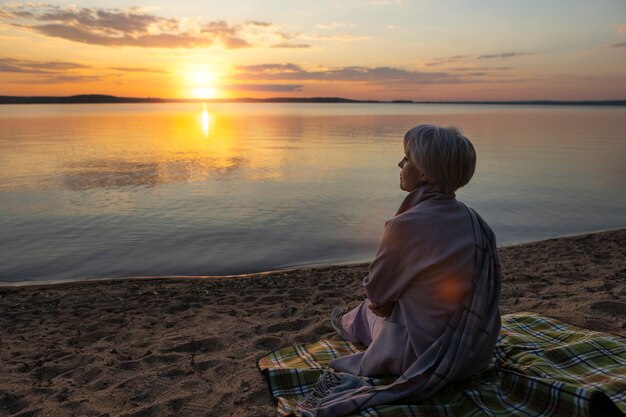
1,103,625,284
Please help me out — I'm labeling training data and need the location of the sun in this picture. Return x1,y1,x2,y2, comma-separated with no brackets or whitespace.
184,67,223,99
193,86,218,99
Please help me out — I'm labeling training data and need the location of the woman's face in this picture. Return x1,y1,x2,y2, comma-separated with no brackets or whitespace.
398,150,423,192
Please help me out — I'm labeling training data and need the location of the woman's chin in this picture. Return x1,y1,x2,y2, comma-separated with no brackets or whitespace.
400,183,419,192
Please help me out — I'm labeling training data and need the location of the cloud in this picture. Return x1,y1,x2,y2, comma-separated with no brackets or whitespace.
616,25,626,35
0,56,173,84
234,63,464,85
0,4,302,49
0,56,169,83
424,55,471,66
237,63,302,73
272,31,299,40
450,66,513,72
0,57,89,74
111,67,168,73
0,57,102,83
200,20,250,48
245,20,272,27
305,33,368,43
271,43,310,48
316,23,357,30
424,52,533,67
477,52,533,59
224,83,304,92
21,74,102,84
608,41,626,48
26,23,219,48
231,62,529,88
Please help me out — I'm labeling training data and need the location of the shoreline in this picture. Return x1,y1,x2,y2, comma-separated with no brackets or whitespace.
2,226,625,288
1,228,624,417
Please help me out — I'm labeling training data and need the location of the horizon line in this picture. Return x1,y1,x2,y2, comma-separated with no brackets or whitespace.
1,94,626,106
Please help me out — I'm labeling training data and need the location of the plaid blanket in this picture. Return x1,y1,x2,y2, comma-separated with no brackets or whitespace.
258,312,626,417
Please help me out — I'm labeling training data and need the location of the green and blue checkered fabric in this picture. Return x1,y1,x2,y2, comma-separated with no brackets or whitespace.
258,312,626,417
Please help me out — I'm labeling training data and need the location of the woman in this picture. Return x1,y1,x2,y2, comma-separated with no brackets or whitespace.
299,124,501,417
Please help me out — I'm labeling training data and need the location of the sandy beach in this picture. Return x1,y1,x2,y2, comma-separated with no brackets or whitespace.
1,228,624,417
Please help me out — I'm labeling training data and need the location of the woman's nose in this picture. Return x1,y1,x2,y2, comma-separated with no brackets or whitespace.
398,160,404,168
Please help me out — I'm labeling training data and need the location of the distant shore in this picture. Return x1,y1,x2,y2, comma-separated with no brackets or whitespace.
0,228,624,416
2,94,625,106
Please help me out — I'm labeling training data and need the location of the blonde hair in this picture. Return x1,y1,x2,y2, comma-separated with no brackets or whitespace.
403,124,476,193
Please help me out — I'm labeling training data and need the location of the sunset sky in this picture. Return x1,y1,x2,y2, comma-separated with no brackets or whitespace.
1,0,625,100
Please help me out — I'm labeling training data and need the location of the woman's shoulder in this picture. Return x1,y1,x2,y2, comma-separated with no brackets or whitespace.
387,199,473,236
384,209,441,242
392,198,467,221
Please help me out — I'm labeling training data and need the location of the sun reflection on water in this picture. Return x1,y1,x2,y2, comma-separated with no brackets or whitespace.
201,103,212,137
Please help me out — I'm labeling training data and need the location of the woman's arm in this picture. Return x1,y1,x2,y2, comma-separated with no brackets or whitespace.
363,216,427,306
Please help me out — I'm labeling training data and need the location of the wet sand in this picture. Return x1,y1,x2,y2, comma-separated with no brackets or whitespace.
1,228,624,417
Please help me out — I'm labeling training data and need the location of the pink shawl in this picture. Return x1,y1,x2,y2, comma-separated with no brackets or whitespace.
298,187,502,416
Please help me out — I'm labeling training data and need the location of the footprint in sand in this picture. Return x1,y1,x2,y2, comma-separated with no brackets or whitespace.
287,288,309,299
264,318,311,333
0,391,29,415
255,336,284,350
294,323,335,344
160,337,224,354
160,367,187,379
165,303,190,314
191,359,219,372
590,300,626,317
141,353,182,366
257,295,285,304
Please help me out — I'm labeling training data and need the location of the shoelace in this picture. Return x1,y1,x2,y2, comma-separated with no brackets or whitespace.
297,368,343,410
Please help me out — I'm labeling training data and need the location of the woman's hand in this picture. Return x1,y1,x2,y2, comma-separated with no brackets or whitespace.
368,301,395,318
